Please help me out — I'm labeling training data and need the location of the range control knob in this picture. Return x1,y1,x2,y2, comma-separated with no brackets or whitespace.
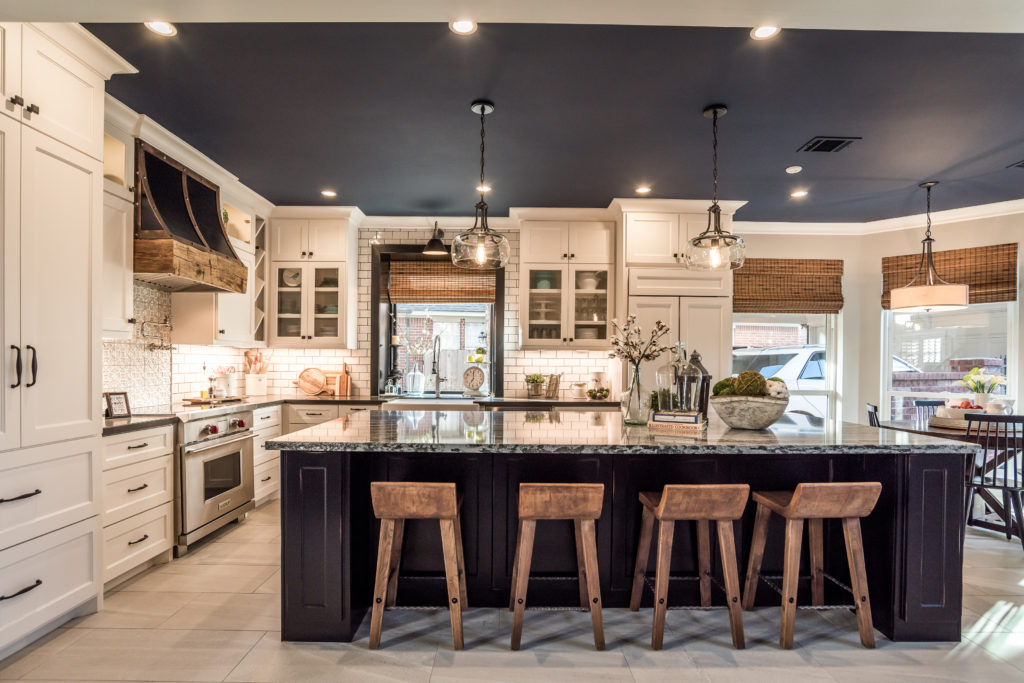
231,418,246,429
205,424,219,435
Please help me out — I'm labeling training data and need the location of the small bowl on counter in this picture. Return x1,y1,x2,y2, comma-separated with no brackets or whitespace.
710,395,789,430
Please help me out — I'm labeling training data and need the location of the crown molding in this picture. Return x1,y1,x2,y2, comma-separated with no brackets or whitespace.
31,23,136,79
271,206,366,224
509,206,617,222
359,215,520,230
609,197,748,215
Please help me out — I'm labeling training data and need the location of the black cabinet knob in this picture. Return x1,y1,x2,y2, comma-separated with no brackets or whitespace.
570,253,575,258
301,251,307,256
218,329,225,335
562,253,568,259
308,251,314,257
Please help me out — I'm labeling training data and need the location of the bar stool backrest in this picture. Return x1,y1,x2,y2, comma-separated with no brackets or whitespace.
655,484,750,520
371,481,459,519
866,404,880,427
518,483,604,520
966,415,1024,490
787,482,881,519
914,399,945,422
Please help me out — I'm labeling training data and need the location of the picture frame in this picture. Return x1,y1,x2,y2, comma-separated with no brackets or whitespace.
103,391,132,418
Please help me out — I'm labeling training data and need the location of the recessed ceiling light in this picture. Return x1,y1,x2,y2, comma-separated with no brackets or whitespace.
144,21,177,37
790,189,808,198
476,184,491,193
785,165,803,174
321,189,337,198
449,19,477,35
750,25,781,40
635,185,652,194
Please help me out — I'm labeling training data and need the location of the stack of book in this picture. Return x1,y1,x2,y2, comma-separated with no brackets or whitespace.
647,411,707,434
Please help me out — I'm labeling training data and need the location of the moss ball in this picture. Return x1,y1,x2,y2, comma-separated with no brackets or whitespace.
734,370,768,396
713,378,735,396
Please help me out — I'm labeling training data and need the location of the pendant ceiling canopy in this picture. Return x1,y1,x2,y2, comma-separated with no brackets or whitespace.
890,181,969,312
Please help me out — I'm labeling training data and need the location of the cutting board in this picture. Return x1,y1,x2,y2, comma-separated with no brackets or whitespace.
928,415,970,431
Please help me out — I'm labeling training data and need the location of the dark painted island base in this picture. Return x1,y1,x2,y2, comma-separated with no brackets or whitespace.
280,447,965,644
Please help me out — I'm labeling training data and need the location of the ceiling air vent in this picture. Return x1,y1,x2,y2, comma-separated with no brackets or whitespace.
797,136,861,153
1007,159,1024,169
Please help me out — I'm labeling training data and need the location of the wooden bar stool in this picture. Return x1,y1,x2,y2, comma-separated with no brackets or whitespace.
628,484,749,650
742,482,882,649
509,483,605,651
369,482,467,650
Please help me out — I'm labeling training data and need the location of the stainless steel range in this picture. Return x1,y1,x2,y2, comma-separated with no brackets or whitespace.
176,409,255,554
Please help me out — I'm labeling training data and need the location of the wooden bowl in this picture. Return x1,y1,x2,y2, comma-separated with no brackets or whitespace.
710,396,789,430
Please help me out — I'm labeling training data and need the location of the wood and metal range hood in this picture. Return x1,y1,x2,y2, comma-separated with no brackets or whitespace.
133,140,247,293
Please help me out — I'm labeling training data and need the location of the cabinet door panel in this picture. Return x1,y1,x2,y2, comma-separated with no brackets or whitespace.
20,129,102,446
569,264,612,348
270,219,307,261
101,192,133,338
0,114,18,452
216,247,254,343
270,262,305,344
307,264,344,346
521,221,568,263
306,220,346,261
521,265,568,347
21,26,104,159
679,296,732,382
0,23,21,122
625,213,678,265
628,296,679,394
568,221,613,264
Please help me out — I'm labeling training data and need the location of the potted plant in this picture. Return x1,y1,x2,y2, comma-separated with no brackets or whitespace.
954,367,1005,406
609,315,672,425
710,372,790,429
525,373,546,398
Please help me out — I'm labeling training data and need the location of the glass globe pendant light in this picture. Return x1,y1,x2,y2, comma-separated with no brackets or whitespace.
452,99,510,270
890,182,968,312
685,104,745,270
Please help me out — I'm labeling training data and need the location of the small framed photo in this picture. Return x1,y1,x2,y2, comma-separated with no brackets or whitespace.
103,391,131,418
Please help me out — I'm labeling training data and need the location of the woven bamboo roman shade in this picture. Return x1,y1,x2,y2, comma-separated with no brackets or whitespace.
733,258,844,314
881,243,1017,309
385,259,496,304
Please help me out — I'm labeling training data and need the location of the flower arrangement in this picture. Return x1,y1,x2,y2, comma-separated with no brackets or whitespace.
609,315,673,424
955,367,1005,394
525,372,546,397
525,373,546,384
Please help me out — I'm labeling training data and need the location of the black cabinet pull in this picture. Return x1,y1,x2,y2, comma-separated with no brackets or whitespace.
570,253,575,258
569,338,575,342
561,253,568,259
26,103,39,115
128,534,149,546
673,253,679,259
0,579,42,601
10,345,21,388
260,475,272,482
306,412,322,416
127,317,137,324
260,415,271,420
308,251,314,257
25,345,37,387
127,483,149,493
218,329,225,335
562,337,567,342
0,488,41,504
7,95,23,107
127,442,149,450
301,251,307,256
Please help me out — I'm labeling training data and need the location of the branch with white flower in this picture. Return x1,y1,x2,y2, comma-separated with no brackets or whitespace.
608,315,673,367
955,367,1006,394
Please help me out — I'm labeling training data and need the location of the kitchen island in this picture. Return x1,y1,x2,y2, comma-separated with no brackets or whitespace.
267,409,977,644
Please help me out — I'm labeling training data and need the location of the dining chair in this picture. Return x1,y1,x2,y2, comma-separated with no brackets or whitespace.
866,404,880,427
965,415,1024,552
914,399,945,422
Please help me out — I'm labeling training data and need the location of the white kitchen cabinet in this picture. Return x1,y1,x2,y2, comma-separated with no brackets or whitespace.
284,404,340,433
521,220,613,264
101,501,172,583
101,191,134,339
624,212,735,267
171,243,256,346
0,112,19,453
520,263,613,350
253,405,282,504
0,24,21,122
271,218,347,261
270,262,345,347
20,127,102,447
628,267,732,297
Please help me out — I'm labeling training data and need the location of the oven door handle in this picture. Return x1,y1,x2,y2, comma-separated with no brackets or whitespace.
182,430,254,454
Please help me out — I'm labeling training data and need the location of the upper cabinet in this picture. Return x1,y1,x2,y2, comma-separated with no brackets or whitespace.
624,210,739,267
171,242,257,346
0,24,22,123
521,221,613,264
101,192,134,338
271,219,347,261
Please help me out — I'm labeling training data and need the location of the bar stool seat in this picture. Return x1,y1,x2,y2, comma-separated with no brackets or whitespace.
509,483,605,651
742,482,882,649
369,482,467,650
629,484,750,650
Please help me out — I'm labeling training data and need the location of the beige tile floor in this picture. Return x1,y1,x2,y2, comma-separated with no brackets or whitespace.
3,500,1024,682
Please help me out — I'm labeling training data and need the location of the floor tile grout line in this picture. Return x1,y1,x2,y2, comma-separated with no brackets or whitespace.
221,629,270,683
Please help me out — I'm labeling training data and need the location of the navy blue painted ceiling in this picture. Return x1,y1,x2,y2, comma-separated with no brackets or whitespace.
85,23,1024,222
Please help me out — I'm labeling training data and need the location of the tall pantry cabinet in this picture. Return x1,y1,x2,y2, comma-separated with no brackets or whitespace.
0,23,133,658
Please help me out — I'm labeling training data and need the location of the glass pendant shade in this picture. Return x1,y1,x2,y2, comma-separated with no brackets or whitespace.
422,222,447,255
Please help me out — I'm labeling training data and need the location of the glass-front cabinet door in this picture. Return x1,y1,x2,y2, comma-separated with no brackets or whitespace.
523,265,567,347
309,265,343,344
271,262,345,346
569,264,612,348
273,262,304,342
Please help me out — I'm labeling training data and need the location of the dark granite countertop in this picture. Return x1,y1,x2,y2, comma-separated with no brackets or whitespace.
474,397,619,409
267,409,981,455
172,394,388,421
102,414,179,437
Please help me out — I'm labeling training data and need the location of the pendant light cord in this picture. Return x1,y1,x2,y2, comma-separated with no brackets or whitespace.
924,184,932,239
479,108,486,203
711,109,719,208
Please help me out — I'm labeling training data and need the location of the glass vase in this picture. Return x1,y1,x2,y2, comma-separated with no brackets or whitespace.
621,364,651,425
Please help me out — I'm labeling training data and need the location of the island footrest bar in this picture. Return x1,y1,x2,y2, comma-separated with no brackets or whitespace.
756,573,857,611
641,572,737,611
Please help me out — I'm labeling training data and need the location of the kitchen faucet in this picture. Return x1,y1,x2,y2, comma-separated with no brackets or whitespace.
431,335,446,398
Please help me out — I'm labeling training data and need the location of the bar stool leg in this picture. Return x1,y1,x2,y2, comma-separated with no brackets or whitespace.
509,520,522,611
808,518,824,607
651,519,674,650
716,519,745,649
697,520,712,607
574,520,591,609
454,512,468,610
629,505,655,611
1004,491,1014,540
579,518,605,651
386,519,404,607
439,519,464,650
742,503,771,610
1010,493,1024,552
841,517,875,648
779,517,804,650
369,518,396,649
510,520,536,651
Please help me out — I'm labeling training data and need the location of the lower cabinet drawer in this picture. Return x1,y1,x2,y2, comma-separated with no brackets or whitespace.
0,438,100,552
102,455,173,527
0,517,100,652
102,502,173,582
102,425,175,471
253,405,282,429
254,425,282,467
254,457,280,501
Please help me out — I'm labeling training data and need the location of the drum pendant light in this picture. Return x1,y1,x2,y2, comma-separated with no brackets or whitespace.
890,181,969,312
685,104,745,271
452,99,510,269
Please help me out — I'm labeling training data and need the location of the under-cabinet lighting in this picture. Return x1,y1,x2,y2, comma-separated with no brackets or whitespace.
144,21,177,37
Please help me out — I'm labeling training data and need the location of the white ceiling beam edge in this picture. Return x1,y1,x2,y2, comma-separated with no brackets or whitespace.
3,0,1024,33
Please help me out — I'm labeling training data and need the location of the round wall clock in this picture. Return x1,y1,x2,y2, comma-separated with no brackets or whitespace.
463,366,486,396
